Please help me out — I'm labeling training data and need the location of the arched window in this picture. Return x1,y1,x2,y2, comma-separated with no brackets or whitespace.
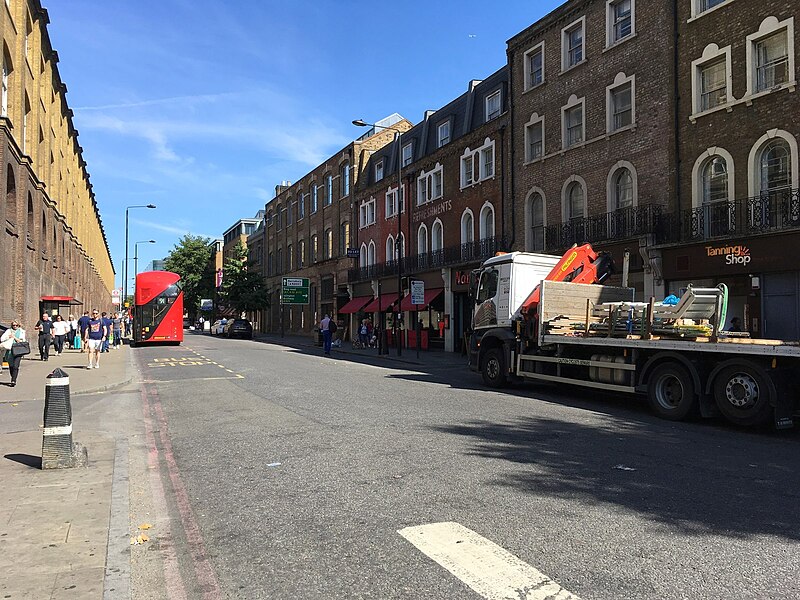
26,194,34,243
386,235,395,263
479,204,495,240
461,210,474,245
417,224,428,255
41,211,47,252
566,182,585,221
324,228,333,259
367,241,376,266
397,233,405,258
528,192,545,251
431,220,443,252
298,239,305,268
613,168,634,210
1,44,13,118
5,167,15,226
701,156,729,204
360,243,367,268
340,162,350,197
759,138,791,193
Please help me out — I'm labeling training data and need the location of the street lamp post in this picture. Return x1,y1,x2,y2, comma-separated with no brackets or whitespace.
124,204,156,309
352,119,405,357
134,240,156,281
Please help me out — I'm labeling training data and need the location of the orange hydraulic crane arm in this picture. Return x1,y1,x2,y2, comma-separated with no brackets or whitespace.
520,244,614,318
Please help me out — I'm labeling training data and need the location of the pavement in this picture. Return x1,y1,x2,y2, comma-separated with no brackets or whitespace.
0,332,469,599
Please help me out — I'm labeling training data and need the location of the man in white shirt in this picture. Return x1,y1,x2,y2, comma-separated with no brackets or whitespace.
320,314,331,356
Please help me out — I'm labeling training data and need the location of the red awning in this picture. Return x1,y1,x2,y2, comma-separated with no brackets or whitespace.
362,294,399,313
41,296,83,305
400,288,443,311
338,296,373,314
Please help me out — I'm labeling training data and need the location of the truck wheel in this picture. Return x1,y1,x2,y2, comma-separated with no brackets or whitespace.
713,364,773,426
646,362,697,421
481,348,507,388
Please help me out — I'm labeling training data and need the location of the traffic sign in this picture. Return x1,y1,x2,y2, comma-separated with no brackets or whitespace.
282,277,310,305
410,280,425,305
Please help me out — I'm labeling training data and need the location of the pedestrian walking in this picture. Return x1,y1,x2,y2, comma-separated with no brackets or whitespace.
52,314,69,355
320,314,332,356
67,314,78,348
34,312,54,361
112,312,122,348
100,311,112,352
83,309,108,369
1,321,27,387
77,310,91,353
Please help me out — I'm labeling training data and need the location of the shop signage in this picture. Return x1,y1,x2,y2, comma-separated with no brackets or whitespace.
412,199,453,224
455,271,471,286
706,244,751,266
346,247,360,258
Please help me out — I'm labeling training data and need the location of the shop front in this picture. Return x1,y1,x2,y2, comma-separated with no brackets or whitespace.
659,232,800,340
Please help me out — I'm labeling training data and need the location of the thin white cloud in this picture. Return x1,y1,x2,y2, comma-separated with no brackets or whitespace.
73,92,240,112
132,218,214,240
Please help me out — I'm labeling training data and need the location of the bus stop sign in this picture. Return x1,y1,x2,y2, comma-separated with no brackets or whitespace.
282,277,310,305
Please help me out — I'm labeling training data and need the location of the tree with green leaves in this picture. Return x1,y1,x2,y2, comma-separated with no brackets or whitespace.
164,234,214,318
220,240,269,314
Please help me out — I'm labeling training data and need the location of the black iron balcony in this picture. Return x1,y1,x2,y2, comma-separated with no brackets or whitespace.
657,188,800,244
541,204,663,253
348,236,506,282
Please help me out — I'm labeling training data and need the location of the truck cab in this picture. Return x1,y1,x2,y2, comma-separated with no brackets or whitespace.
468,252,560,381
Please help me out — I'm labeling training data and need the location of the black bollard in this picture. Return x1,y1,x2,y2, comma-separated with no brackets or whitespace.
42,368,86,469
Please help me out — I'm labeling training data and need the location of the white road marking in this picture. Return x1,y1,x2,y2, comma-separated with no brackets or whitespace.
398,522,581,600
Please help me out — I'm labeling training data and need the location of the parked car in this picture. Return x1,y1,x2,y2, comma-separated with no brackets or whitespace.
210,319,227,335
225,318,253,339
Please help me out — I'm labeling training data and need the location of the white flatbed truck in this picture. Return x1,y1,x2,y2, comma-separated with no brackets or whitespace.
468,251,798,428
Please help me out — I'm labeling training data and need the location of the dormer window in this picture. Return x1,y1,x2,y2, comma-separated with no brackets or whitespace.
437,121,451,148
375,160,384,182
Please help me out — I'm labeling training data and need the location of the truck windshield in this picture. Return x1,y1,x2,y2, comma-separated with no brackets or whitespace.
476,269,499,303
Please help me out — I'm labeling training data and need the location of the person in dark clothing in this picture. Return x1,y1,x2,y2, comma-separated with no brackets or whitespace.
77,310,91,353
100,312,112,352
35,313,53,361
728,317,742,332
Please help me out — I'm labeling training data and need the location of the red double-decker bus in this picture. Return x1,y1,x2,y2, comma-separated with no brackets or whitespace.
133,271,184,345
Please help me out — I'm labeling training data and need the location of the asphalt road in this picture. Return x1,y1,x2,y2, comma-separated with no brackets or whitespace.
132,333,800,600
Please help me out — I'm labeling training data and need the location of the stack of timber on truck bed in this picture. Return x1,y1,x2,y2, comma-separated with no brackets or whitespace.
538,281,727,341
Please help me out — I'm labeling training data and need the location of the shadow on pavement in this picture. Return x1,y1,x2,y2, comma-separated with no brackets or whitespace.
433,413,800,541
4,453,42,469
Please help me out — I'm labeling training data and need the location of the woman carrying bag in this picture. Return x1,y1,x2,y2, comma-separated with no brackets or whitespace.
1,321,28,387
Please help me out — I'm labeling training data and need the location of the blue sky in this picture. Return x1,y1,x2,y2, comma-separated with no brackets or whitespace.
45,1,561,289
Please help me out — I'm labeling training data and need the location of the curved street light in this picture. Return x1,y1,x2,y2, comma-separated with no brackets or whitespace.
124,204,156,308
352,118,405,357
133,239,157,281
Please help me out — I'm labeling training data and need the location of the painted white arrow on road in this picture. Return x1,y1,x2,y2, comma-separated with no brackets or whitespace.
398,522,582,600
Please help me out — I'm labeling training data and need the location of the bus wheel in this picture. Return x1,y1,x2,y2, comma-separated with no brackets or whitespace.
713,363,773,426
646,362,697,421
481,348,507,388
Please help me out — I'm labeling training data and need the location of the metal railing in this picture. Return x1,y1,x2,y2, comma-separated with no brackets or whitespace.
657,188,800,244
348,236,505,282
541,204,663,253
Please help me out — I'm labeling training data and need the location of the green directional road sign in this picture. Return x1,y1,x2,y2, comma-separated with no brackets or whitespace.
282,277,310,305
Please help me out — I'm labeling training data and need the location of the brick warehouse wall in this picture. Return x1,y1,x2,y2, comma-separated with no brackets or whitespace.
676,0,800,206
508,0,677,250
0,1,114,328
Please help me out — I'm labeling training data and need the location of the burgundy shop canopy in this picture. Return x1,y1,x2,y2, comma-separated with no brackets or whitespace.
399,288,443,312
338,296,373,314
362,294,399,313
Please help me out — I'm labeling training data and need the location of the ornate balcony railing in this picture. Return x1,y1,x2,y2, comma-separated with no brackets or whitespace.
348,236,506,282
541,204,664,253
657,188,800,244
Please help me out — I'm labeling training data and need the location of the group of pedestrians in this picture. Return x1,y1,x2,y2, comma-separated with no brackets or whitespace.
2,308,126,386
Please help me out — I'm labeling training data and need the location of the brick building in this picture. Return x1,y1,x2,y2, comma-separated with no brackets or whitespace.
652,0,800,339
351,70,510,353
507,0,677,298
256,115,408,335
0,0,114,328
